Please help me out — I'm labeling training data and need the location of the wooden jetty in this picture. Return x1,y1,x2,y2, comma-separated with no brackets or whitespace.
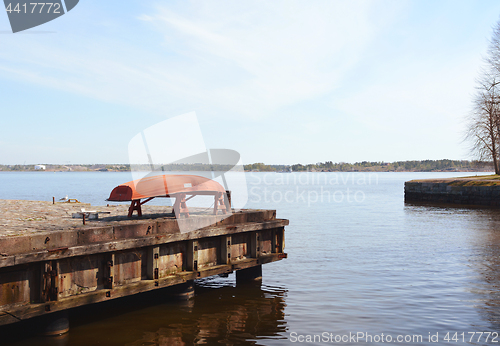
0,200,288,334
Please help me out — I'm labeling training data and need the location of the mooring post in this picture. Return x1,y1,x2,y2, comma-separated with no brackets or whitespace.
250,231,261,258
225,190,231,209
236,265,263,284
186,240,198,272
147,246,160,285
37,310,69,336
104,254,115,290
271,227,285,253
220,235,232,265
169,280,195,300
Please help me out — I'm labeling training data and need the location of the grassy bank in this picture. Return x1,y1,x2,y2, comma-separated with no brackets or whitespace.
409,174,500,186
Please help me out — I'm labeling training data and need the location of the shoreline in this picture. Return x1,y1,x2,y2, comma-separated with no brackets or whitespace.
1,160,494,173
405,175,500,207
0,169,495,173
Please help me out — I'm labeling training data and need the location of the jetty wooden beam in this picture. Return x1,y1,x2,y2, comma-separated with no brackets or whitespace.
0,200,288,326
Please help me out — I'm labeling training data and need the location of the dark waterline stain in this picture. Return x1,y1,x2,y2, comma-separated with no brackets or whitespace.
1,276,288,346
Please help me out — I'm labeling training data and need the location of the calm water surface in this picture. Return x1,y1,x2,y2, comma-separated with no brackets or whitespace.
1,171,500,345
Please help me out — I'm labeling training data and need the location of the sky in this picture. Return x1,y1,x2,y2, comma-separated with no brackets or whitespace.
1,0,500,165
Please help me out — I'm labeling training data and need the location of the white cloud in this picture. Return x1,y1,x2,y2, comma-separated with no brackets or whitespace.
0,1,394,120
141,0,389,117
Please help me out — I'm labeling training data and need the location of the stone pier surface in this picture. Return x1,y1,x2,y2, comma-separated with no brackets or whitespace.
0,199,288,328
404,176,500,207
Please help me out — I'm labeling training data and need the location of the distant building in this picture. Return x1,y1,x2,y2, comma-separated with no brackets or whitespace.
34,165,46,170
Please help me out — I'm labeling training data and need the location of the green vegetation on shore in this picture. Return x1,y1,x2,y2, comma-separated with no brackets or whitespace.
450,179,500,187
410,174,500,186
0,160,493,173
247,159,492,172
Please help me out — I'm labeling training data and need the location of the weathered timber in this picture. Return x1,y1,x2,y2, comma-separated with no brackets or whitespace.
2,220,286,267
0,200,288,327
236,265,263,283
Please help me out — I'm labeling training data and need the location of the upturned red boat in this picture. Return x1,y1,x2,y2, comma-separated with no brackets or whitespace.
107,174,229,217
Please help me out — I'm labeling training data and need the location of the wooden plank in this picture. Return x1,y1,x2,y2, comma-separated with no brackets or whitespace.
186,240,198,272
0,311,21,325
0,256,15,268
39,261,50,303
10,220,288,267
0,209,280,256
0,253,285,324
114,251,142,286
277,227,285,253
196,238,219,270
105,253,115,289
220,235,231,265
0,269,31,310
146,246,159,280
158,242,184,277
250,231,261,258
53,260,60,301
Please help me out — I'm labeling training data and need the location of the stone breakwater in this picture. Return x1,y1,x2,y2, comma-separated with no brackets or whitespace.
404,178,500,207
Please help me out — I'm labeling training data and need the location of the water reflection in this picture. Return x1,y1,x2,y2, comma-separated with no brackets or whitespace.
405,204,500,335
468,209,500,331
1,275,287,346
126,277,287,346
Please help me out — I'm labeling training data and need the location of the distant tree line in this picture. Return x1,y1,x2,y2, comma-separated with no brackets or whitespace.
244,163,282,172
245,160,492,172
0,163,238,172
0,160,493,172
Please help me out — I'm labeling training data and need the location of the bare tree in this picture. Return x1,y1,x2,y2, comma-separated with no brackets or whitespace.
487,21,500,75
465,20,500,175
466,72,500,174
